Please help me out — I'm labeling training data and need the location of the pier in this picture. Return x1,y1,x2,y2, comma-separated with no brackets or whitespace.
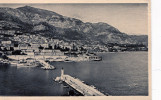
38,60,55,70
55,68,106,96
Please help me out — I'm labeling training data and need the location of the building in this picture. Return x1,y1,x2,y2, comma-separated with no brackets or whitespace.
30,43,40,49
40,44,49,48
1,41,11,45
18,43,29,50
0,30,15,35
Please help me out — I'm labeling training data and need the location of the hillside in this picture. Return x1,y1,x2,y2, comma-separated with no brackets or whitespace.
0,6,148,46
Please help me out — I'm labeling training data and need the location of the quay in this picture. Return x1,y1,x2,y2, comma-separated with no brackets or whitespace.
55,68,106,96
38,60,55,70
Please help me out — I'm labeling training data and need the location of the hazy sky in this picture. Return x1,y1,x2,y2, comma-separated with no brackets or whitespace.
0,3,148,35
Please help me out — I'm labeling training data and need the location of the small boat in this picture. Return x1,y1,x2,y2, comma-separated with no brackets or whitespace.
84,53,102,61
41,66,55,70
64,59,73,62
63,85,68,88
54,57,64,62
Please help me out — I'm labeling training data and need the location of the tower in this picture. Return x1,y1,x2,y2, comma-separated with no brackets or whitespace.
61,68,64,80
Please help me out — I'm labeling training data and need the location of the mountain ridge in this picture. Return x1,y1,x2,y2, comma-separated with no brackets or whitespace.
0,6,148,46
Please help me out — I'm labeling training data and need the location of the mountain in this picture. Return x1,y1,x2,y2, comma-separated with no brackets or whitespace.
0,6,148,46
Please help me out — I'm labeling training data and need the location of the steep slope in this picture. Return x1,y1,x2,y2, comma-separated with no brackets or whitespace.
0,7,32,31
0,6,148,45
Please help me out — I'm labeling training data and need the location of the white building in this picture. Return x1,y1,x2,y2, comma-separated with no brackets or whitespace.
0,30,15,35
1,41,11,45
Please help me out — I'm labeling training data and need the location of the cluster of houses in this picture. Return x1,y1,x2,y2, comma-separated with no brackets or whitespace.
0,40,80,56
0,29,148,58
0,29,23,37
0,32,89,58
106,43,148,52
0,30,15,35
0,39,102,61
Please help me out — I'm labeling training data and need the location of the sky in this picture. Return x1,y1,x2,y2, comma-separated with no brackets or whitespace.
0,3,148,35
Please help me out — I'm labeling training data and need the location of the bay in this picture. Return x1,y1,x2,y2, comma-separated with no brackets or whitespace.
0,52,148,96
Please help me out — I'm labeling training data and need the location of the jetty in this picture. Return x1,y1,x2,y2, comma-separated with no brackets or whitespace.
55,68,106,96
38,60,55,70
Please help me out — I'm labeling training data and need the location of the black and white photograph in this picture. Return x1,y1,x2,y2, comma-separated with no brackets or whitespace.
0,2,149,97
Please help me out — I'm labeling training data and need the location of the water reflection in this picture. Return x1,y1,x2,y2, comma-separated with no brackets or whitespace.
45,70,49,79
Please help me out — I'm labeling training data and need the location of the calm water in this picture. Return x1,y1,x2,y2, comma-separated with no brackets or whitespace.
0,52,148,96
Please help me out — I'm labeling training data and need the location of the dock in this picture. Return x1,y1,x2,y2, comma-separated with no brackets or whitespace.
38,60,55,70
55,68,106,96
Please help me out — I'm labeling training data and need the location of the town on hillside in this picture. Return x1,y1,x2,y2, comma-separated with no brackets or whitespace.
0,29,148,68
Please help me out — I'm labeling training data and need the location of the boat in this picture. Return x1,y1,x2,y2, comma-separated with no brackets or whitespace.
85,53,102,61
41,66,55,70
90,56,102,61
54,57,64,62
64,57,74,62
63,85,68,88
73,54,102,61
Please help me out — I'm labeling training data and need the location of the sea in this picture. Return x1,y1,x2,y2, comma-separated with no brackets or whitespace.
0,52,148,96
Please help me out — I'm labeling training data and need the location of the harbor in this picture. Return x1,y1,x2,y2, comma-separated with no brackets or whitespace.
8,59,55,70
6,53,102,69
0,4,149,97
0,52,148,96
